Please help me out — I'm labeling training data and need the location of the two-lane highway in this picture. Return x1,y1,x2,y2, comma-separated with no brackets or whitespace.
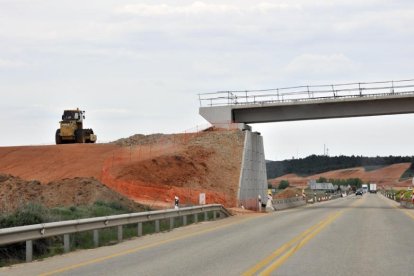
2,194,414,275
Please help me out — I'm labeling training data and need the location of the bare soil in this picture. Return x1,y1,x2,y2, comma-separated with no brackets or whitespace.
0,129,245,209
274,188,303,199
0,174,145,213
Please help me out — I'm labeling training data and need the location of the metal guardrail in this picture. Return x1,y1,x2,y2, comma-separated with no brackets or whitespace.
0,204,230,262
272,197,306,211
273,197,304,205
383,192,397,201
199,79,414,107
400,201,414,209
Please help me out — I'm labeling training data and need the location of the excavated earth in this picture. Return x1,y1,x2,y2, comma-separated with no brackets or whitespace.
0,175,145,213
0,129,245,210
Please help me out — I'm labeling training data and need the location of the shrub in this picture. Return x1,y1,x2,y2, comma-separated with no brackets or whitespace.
278,180,289,190
0,203,53,264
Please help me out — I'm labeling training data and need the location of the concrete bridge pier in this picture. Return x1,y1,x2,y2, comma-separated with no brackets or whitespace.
237,129,268,210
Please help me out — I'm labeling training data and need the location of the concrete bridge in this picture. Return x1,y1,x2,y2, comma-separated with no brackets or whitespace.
199,79,414,208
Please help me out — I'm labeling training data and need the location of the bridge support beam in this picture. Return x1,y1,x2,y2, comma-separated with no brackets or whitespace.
237,130,268,210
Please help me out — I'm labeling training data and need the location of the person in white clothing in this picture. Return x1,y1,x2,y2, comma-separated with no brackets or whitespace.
174,196,179,209
266,193,274,211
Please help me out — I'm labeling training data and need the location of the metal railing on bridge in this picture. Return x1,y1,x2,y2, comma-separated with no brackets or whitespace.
199,79,414,107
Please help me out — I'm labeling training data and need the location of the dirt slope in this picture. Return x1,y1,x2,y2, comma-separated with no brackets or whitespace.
0,144,117,183
0,174,145,213
0,129,245,208
269,163,411,189
104,130,245,207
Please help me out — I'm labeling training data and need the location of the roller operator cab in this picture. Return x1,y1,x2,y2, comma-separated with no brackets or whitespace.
55,108,97,144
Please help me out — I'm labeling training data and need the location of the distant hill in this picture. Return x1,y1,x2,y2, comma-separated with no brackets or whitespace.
266,155,414,179
268,163,413,189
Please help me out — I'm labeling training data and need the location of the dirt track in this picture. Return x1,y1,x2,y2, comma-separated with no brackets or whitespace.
0,130,245,209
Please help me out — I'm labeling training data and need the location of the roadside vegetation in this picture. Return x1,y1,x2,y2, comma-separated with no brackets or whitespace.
278,180,290,190
0,201,214,267
0,201,149,267
391,189,413,202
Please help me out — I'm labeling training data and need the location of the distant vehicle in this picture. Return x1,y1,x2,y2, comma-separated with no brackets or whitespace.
356,189,363,196
369,183,377,193
362,184,368,194
55,108,97,144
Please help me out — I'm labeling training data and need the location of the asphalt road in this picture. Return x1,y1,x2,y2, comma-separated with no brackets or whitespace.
3,194,414,276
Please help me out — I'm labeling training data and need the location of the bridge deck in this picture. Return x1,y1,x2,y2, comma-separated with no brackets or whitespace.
199,79,414,124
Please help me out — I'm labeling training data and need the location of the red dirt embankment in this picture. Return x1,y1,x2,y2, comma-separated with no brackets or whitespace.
0,129,245,209
269,163,412,189
0,144,117,183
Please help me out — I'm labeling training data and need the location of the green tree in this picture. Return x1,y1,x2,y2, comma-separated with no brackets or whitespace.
317,176,327,183
278,180,289,190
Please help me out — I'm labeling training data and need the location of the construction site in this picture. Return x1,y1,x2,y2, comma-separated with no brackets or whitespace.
1,103,413,214
0,127,256,212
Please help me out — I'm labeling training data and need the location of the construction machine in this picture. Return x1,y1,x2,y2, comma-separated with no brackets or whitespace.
55,108,97,144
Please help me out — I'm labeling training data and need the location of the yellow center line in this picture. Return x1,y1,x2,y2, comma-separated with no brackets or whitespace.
242,212,338,276
243,196,365,275
39,214,264,276
404,210,414,220
260,211,343,275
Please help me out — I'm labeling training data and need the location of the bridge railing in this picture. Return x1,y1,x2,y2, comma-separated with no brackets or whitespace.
0,204,230,263
199,79,414,107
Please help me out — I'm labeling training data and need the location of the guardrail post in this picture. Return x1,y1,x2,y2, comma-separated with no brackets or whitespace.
93,230,99,247
204,211,208,221
63,234,70,253
26,240,33,262
137,223,143,237
183,215,187,226
169,217,174,230
155,220,160,233
118,225,123,242
194,214,198,223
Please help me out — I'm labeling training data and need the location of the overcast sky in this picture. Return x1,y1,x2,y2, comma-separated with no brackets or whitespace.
1,0,413,160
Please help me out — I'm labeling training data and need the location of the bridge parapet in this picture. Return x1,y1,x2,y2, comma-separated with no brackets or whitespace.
199,79,414,125
199,79,414,107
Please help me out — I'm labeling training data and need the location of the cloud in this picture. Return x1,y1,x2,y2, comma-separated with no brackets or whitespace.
117,2,239,16
284,54,358,77
333,9,414,34
256,2,302,12
0,58,29,69
116,2,302,16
